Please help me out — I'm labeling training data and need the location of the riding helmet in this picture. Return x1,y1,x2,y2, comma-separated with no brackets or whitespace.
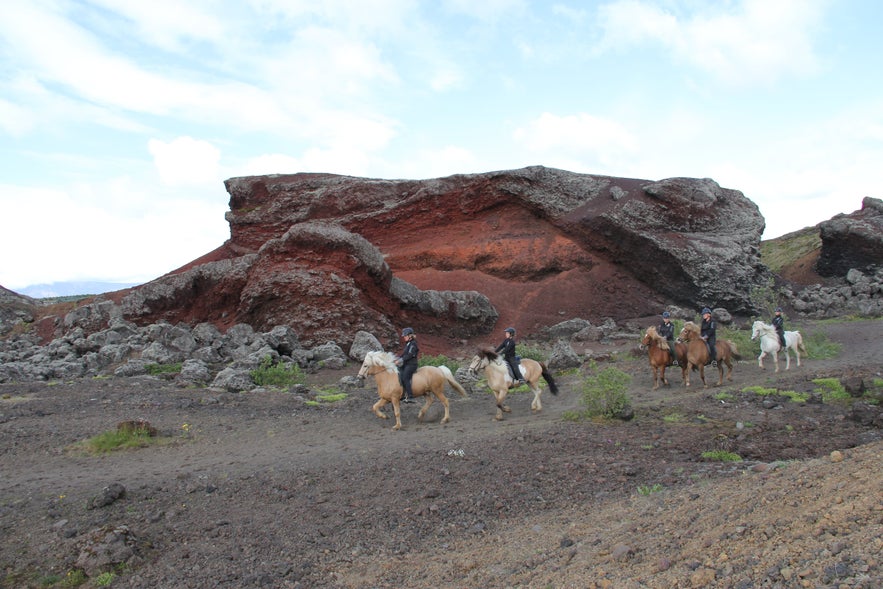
401,327,414,336
662,311,670,318
504,327,516,335
701,307,712,315
775,307,782,313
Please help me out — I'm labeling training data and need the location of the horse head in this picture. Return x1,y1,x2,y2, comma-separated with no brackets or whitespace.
642,326,669,349
469,348,500,375
751,320,773,341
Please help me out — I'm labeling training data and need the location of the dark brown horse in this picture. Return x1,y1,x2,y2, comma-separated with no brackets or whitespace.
641,326,687,389
678,321,741,388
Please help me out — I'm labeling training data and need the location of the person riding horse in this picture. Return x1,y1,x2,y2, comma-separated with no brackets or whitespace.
658,311,677,366
495,327,525,385
396,327,419,403
772,307,786,348
700,308,716,364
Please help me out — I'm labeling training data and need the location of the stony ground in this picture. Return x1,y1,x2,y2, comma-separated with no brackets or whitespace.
1,319,882,589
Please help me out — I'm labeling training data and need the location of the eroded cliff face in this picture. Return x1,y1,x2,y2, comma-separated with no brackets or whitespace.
110,166,768,350
817,197,883,277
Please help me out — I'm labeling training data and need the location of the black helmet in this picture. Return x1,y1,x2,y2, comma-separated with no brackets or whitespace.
401,327,414,336
775,307,782,313
662,311,670,318
504,327,516,335
701,307,712,315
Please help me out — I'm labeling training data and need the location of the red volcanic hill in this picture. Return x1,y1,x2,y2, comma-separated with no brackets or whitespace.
91,166,769,352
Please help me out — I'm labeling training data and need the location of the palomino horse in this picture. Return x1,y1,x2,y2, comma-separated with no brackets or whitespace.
468,349,558,421
751,320,807,372
357,351,467,431
641,326,687,389
678,321,741,388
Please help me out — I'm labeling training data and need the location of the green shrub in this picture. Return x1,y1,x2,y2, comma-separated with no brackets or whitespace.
95,571,116,586
701,450,742,462
250,356,305,388
637,483,663,495
803,331,841,360
574,366,632,419
78,427,159,454
146,362,182,375
518,344,547,363
419,354,460,373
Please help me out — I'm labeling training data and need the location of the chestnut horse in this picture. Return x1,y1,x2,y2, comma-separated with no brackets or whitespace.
641,326,687,389
468,349,558,421
357,351,467,431
678,321,741,388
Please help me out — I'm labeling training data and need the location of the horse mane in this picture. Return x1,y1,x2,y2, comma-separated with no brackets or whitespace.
681,321,700,334
644,326,670,350
365,350,399,373
478,347,499,361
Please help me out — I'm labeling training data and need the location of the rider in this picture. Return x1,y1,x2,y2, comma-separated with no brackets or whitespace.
700,307,716,364
495,327,525,385
658,311,676,365
396,327,419,403
772,307,786,348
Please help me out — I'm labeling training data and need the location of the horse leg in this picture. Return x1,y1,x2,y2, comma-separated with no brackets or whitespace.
494,389,510,421
684,363,692,387
530,382,542,412
391,400,402,431
757,350,765,370
651,365,660,390
372,398,389,420
698,364,708,388
783,348,791,370
417,393,434,423
660,364,669,387
432,390,451,424
794,345,801,368
725,359,734,382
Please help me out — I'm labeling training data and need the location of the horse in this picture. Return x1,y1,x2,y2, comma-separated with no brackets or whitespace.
357,351,467,431
468,349,558,421
640,326,688,389
677,321,741,388
750,320,807,372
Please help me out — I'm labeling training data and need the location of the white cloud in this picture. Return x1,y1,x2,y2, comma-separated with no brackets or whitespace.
148,137,222,187
513,112,637,161
597,0,825,85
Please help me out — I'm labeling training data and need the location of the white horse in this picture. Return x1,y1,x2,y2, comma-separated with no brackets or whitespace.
750,320,807,372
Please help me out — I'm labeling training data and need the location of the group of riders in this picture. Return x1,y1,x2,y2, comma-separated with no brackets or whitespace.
394,306,788,401
657,306,786,365
394,325,524,403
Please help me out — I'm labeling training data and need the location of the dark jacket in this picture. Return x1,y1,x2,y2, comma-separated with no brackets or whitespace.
400,338,419,366
701,317,716,342
772,315,784,334
495,337,517,359
658,321,675,342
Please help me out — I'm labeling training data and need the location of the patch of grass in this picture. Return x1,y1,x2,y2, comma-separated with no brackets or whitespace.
719,325,753,354
570,366,632,420
145,362,182,375
71,427,169,455
315,392,347,403
812,377,850,402
662,412,686,423
61,569,86,587
760,227,821,275
637,483,663,495
741,385,808,403
803,331,841,360
419,354,460,373
250,356,305,388
95,571,116,586
701,450,743,462
714,392,734,401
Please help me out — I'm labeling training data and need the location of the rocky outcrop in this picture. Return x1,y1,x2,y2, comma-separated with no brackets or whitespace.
785,268,883,318
0,285,36,337
3,167,772,351
126,167,765,349
817,197,883,277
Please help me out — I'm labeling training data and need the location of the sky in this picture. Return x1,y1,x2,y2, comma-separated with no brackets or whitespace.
1,0,881,291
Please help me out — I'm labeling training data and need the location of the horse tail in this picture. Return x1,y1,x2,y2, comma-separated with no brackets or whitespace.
795,332,807,354
540,363,559,395
439,365,468,397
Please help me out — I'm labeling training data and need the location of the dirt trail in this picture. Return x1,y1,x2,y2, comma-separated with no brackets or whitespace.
1,319,881,588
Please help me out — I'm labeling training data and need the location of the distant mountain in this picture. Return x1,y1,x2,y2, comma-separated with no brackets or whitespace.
17,281,140,299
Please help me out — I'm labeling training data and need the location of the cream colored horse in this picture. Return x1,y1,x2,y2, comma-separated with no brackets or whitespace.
357,351,467,431
468,349,558,421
